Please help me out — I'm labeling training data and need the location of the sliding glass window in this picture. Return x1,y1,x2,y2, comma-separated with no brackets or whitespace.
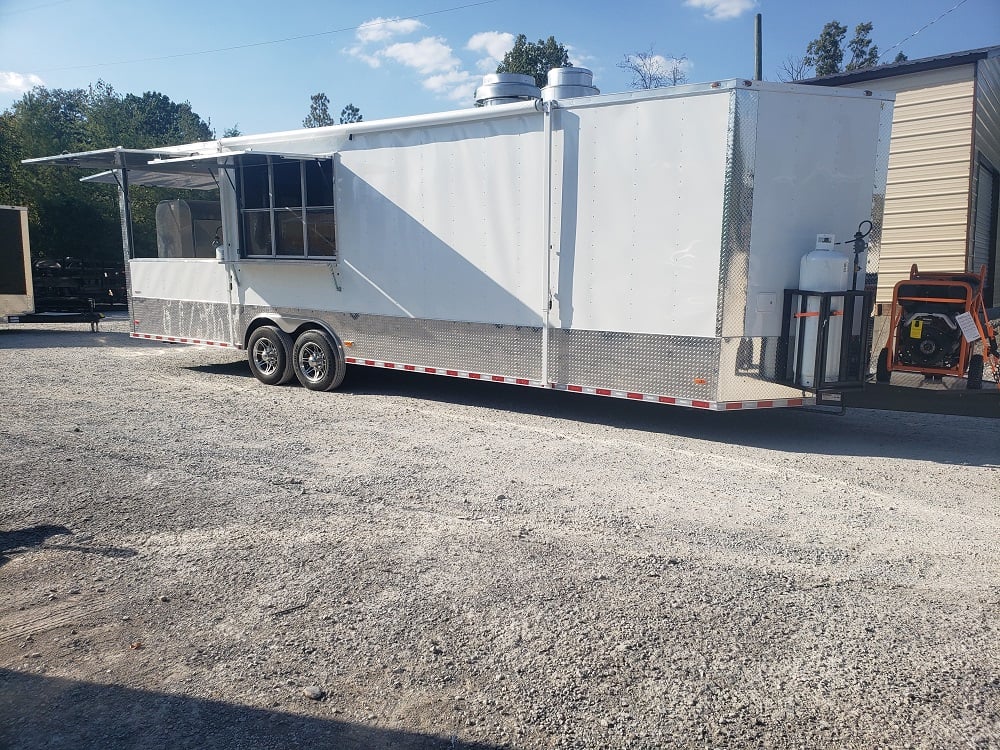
238,155,335,258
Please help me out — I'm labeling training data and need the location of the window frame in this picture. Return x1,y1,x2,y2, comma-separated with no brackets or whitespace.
237,154,336,260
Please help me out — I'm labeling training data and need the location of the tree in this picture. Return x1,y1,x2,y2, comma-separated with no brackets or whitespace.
339,104,362,124
3,83,216,263
804,21,847,77
303,92,334,128
776,56,811,83
846,22,879,71
496,34,570,89
803,20,886,78
618,48,688,89
221,124,242,138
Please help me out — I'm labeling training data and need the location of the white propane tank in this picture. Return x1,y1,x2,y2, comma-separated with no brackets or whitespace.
797,234,851,387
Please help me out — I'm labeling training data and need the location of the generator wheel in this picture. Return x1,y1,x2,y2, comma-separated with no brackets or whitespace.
293,329,346,391
875,347,890,383
247,326,294,386
966,353,983,390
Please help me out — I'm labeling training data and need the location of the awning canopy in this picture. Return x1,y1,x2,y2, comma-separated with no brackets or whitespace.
26,147,334,191
80,169,219,191
22,146,194,170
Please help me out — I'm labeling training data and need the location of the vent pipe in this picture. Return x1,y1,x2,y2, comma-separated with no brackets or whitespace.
541,67,599,102
475,73,541,107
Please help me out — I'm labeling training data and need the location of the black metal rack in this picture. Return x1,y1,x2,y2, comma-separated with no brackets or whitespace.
779,288,875,392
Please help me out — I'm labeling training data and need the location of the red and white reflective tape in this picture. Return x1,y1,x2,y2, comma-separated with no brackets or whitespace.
552,384,811,410
131,332,241,350
345,357,813,410
344,356,545,388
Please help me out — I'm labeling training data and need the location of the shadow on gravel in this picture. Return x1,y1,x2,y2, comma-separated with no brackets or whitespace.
339,367,1000,467
0,525,136,567
182,361,1000,467
0,328,152,351
0,669,499,750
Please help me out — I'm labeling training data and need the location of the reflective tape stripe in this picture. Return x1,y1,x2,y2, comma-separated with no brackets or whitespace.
131,332,239,349
340,356,814,410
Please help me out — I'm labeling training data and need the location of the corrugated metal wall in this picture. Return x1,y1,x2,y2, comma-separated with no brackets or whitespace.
861,65,977,303
971,56,1000,305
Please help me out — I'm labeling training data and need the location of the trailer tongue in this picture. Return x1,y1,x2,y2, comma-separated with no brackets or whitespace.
24,77,894,411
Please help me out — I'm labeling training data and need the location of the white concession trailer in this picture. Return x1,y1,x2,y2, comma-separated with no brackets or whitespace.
26,78,894,410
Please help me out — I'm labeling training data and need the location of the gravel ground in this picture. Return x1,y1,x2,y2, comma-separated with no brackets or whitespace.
1,317,998,750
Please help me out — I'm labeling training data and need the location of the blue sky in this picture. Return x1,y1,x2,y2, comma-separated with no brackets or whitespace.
1,0,997,139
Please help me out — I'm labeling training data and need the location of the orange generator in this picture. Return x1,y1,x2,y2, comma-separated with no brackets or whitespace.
876,264,999,390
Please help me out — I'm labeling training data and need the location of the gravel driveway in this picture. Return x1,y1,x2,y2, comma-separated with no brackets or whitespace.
1,318,998,749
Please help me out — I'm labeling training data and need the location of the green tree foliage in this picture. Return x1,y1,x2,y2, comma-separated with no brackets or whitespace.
2,82,214,263
496,34,571,89
846,22,879,71
339,103,362,124
303,92,334,128
804,21,847,77
804,20,888,77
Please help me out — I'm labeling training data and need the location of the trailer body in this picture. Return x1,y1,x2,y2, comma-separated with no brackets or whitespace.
27,80,894,409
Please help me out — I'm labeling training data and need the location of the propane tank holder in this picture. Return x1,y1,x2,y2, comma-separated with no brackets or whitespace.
778,288,875,392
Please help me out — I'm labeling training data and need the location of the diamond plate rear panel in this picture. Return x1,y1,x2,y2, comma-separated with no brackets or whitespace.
548,329,721,400
718,336,809,402
866,100,894,282
133,297,234,343
717,88,759,339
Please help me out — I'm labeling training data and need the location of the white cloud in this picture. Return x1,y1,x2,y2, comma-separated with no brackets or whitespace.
383,37,459,75
423,70,480,102
467,31,514,73
684,0,755,20
346,21,571,104
0,71,44,94
356,17,424,44
467,31,514,61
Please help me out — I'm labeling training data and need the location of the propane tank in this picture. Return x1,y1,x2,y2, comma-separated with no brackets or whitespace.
797,234,850,387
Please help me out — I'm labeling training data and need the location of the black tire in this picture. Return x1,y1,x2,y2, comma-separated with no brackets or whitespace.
247,326,294,386
875,347,890,383
966,353,983,390
292,329,346,391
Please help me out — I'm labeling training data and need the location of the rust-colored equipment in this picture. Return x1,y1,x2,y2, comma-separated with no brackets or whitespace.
876,264,999,390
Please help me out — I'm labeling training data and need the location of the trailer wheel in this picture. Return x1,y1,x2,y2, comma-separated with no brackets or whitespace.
292,329,346,391
875,347,890,383
966,353,983,390
247,326,294,386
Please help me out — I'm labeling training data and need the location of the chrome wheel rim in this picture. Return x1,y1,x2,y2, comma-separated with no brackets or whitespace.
252,338,280,376
298,341,328,382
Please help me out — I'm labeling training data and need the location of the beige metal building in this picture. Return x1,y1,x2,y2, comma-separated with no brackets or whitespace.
808,46,1000,309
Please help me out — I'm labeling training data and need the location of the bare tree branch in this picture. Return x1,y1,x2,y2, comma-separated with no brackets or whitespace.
776,56,812,82
618,47,688,89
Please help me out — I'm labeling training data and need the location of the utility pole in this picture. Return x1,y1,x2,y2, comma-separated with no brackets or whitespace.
754,13,763,80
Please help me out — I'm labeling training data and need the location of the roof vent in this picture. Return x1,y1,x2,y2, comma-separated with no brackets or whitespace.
475,73,542,107
541,67,599,102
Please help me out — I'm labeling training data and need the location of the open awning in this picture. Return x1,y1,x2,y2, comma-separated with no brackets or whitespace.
22,146,194,170
26,147,334,191
80,169,220,190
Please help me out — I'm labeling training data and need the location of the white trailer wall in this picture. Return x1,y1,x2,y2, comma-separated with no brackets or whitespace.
323,113,545,325
550,91,731,338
